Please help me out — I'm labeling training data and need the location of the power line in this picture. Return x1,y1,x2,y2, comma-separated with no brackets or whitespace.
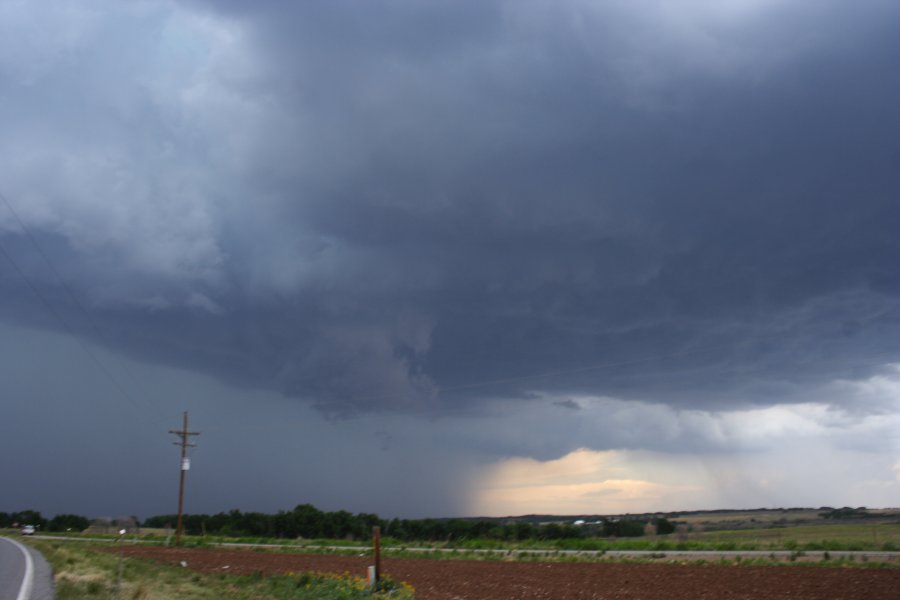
0,238,159,414
0,189,168,424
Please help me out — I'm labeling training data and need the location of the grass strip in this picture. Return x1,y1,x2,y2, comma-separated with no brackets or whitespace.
25,539,414,599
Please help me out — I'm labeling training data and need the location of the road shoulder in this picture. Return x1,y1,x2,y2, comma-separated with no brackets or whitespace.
1,537,55,600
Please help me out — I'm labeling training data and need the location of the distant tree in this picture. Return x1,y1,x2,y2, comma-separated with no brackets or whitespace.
395,519,412,540
48,514,90,532
443,519,470,541
12,510,47,530
323,510,356,539
540,523,581,539
513,521,535,541
355,513,384,538
141,515,172,529
424,519,449,540
603,519,644,538
654,518,676,535
385,518,406,540
821,507,870,520
292,504,325,538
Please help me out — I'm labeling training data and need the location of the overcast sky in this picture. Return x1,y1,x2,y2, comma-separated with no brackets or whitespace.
1,0,899,520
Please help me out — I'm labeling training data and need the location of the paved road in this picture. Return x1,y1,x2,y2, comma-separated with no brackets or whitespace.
0,537,54,600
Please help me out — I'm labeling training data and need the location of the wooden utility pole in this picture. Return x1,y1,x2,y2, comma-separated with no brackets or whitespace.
169,411,199,545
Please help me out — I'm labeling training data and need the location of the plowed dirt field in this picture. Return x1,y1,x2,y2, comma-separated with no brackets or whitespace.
116,546,900,599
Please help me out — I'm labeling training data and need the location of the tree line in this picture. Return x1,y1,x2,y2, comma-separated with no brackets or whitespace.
4,505,676,541
142,504,676,541
0,510,90,532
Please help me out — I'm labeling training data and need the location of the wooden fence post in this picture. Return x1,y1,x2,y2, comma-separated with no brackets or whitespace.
373,526,382,585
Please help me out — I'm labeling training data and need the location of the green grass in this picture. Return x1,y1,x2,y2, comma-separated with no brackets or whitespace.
23,534,897,598
25,539,414,599
404,522,900,553
694,523,900,549
35,520,900,554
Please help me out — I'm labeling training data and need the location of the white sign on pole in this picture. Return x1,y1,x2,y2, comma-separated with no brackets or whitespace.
182,458,191,471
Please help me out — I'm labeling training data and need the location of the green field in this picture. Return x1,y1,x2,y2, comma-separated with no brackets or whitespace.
27,519,900,553
16,506,900,559
24,539,414,600
694,523,900,549
19,519,900,599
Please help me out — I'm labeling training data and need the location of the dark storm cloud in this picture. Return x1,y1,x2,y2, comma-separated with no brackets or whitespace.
2,0,900,418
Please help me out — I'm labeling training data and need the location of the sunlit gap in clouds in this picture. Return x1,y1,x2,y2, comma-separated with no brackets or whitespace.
468,371,900,516
470,449,702,516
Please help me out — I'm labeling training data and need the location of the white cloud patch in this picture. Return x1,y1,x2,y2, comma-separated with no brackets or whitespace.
468,368,900,514
0,1,243,305
471,449,691,515
460,386,898,463
471,441,900,516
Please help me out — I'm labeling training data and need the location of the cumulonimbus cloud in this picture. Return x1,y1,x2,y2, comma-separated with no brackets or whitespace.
1,0,899,418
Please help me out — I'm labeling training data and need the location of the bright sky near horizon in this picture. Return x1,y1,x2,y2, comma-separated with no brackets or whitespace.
1,0,899,519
